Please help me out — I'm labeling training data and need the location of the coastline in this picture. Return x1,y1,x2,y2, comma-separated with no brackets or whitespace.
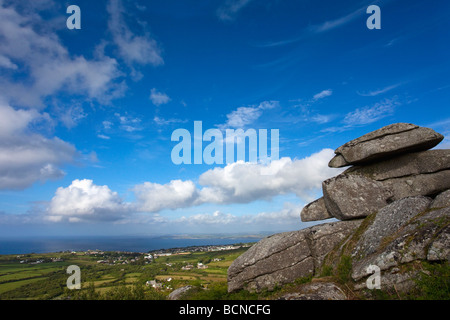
0,234,266,255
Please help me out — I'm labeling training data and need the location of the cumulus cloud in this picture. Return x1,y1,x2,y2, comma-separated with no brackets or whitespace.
115,112,142,132
150,88,171,106
42,149,340,226
47,179,131,222
223,106,262,128
313,89,333,101
0,55,18,70
0,103,76,190
198,148,340,204
133,149,341,212
107,0,163,66
133,180,200,213
247,203,302,224
219,100,279,129
0,1,122,107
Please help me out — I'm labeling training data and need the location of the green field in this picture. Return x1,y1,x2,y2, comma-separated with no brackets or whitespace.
0,245,251,300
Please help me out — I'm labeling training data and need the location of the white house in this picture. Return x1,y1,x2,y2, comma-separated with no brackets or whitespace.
146,280,162,289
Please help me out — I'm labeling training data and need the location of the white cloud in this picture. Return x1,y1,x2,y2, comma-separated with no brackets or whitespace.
107,0,163,66
357,84,401,97
114,201,312,234
150,88,171,106
198,149,340,204
103,121,113,129
133,180,199,213
97,134,111,140
219,100,279,128
36,148,341,228
258,101,279,110
217,0,253,21
97,113,144,139
0,55,18,69
56,104,87,129
247,203,301,224
313,89,333,101
310,114,332,124
176,211,238,226
115,112,142,132
343,97,399,126
0,103,39,136
133,149,341,212
0,1,122,107
223,106,262,128
0,103,76,190
161,202,310,232
47,179,131,222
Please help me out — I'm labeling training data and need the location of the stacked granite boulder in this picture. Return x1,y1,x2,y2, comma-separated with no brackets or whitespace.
301,123,448,222
228,123,450,297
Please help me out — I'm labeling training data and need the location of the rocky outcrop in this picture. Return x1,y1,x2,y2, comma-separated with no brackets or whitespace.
350,196,450,284
323,149,450,220
228,123,449,297
352,196,432,258
431,189,450,208
300,197,333,222
227,229,314,293
168,285,194,300
278,282,347,300
323,174,392,220
227,220,361,292
328,123,443,168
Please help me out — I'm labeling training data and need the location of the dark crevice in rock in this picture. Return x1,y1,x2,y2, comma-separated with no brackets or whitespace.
370,167,450,182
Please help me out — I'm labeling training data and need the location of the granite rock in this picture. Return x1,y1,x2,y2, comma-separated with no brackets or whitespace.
328,123,443,168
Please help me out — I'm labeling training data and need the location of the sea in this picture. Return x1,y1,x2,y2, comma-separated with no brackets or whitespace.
0,235,265,255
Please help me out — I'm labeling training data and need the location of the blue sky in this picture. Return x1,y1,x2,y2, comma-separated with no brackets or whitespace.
0,0,449,237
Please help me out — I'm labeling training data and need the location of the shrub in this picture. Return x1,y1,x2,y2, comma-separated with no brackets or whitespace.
413,262,450,300
336,255,353,284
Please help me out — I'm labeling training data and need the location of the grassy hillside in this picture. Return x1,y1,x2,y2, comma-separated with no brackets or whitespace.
1,244,448,300
0,245,252,300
